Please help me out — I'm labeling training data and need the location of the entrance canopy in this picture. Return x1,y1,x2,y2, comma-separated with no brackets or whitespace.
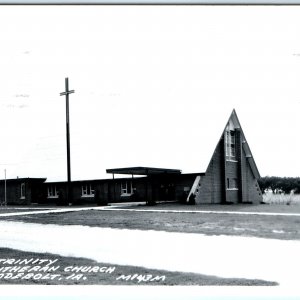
106,167,181,176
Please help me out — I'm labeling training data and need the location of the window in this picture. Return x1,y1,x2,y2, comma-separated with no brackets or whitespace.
20,183,25,199
47,185,58,198
81,184,95,197
225,129,236,160
227,178,239,190
121,181,133,195
232,178,238,189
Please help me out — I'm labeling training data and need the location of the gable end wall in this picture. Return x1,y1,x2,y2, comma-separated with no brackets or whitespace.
196,141,224,204
196,129,263,204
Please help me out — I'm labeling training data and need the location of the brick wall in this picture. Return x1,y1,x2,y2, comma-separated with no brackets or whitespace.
195,128,263,205
0,179,47,205
196,141,224,204
225,161,239,203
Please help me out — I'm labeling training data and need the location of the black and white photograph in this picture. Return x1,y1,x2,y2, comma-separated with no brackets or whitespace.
0,3,300,299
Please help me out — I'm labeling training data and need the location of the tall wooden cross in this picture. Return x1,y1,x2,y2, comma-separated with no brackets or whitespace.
60,77,75,205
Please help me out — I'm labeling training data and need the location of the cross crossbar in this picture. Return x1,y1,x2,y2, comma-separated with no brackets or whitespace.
60,90,75,96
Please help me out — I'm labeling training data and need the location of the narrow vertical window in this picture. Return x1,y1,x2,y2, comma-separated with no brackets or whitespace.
227,178,239,190
232,178,238,189
20,183,25,199
226,129,236,160
121,182,127,195
82,185,87,196
89,185,95,196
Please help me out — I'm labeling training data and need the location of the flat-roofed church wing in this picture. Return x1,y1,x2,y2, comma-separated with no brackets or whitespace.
193,109,262,204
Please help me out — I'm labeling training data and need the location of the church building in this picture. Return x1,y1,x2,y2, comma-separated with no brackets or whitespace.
192,109,262,204
0,109,262,206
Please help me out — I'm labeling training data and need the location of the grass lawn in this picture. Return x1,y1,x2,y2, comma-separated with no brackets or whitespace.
1,202,298,286
0,248,276,286
125,202,300,213
1,203,300,240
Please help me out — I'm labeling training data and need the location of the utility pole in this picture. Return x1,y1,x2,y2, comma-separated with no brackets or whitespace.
4,169,6,206
60,78,75,205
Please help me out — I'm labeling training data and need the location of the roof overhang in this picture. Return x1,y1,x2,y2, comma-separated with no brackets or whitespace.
242,142,260,178
0,178,47,183
106,167,182,176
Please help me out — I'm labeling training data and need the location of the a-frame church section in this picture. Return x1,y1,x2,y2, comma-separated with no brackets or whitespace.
194,109,263,205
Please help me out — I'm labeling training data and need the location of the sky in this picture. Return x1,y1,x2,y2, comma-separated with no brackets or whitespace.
0,5,300,181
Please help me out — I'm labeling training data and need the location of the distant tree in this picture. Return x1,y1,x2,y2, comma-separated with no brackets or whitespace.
280,178,294,194
294,178,300,194
257,177,269,194
258,176,300,195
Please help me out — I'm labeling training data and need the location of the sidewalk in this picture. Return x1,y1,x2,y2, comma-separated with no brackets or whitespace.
1,202,300,217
